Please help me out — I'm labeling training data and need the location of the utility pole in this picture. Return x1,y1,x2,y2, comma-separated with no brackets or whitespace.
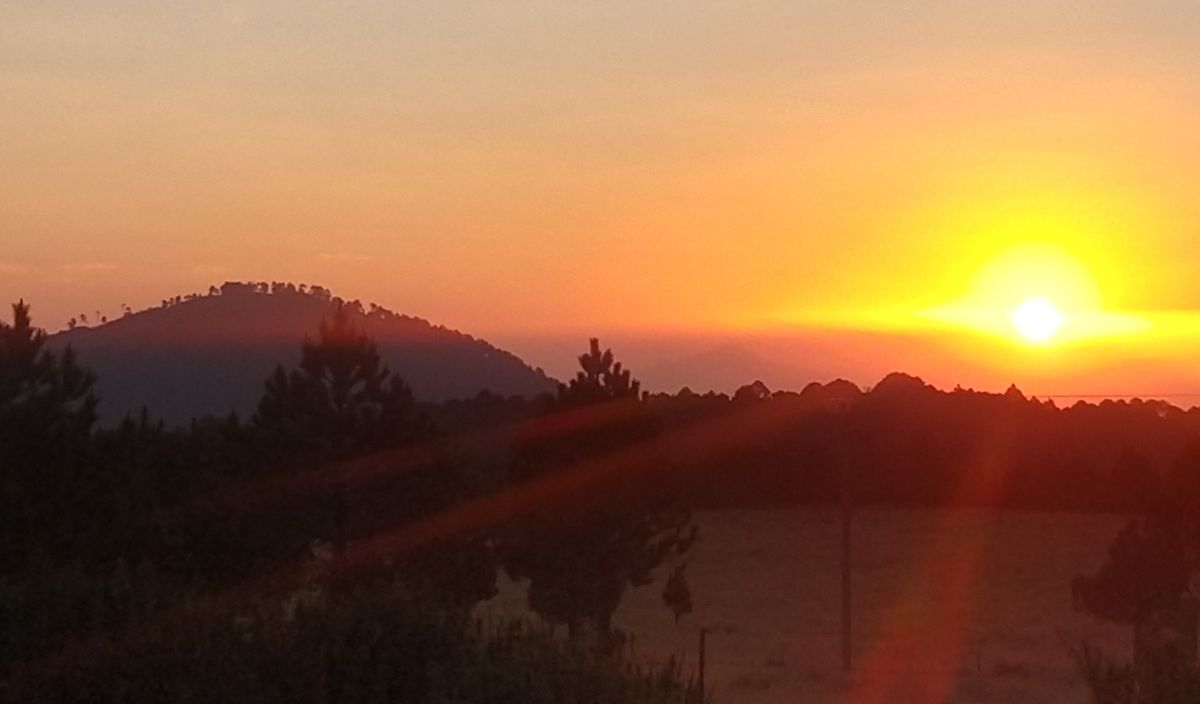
834,399,853,673
841,454,852,673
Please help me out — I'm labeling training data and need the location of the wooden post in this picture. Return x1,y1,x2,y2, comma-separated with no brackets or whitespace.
825,398,854,674
841,434,853,672
698,627,708,700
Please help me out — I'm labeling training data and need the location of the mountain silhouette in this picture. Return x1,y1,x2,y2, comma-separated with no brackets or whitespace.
48,282,557,425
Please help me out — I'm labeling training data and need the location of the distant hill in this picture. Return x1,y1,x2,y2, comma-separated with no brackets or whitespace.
48,282,558,425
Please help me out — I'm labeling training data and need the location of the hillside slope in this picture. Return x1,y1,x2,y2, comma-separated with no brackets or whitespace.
49,282,557,424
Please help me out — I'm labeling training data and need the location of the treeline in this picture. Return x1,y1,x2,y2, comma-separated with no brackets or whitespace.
436,373,1200,514
664,374,1200,512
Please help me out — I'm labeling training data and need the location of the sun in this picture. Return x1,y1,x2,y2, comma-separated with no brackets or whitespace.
1011,297,1064,344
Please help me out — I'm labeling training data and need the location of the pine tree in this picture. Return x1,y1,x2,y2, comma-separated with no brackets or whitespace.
1073,511,1199,696
250,305,495,607
506,339,695,649
0,301,97,572
253,305,429,556
254,304,426,460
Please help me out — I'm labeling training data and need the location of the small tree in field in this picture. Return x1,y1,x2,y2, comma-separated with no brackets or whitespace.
0,301,97,572
506,339,695,649
1073,450,1200,703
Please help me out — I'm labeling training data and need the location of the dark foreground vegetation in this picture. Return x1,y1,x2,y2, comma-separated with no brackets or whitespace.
4,580,702,704
7,286,1200,702
2,298,698,702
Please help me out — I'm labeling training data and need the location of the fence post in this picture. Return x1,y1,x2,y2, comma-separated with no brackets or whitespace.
842,456,852,673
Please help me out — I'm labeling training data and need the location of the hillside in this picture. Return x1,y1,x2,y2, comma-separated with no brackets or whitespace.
48,282,558,425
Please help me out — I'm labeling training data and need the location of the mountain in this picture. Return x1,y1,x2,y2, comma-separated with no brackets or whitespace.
48,282,557,425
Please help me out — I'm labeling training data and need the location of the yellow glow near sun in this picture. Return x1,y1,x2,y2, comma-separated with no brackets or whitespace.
919,243,1152,346
1011,297,1063,344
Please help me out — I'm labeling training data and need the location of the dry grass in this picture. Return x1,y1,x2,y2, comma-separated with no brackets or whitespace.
480,507,1130,703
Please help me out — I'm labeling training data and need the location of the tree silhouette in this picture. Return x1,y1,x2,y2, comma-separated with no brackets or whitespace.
250,306,495,606
506,339,695,648
0,301,97,572
733,380,771,403
255,308,425,457
254,305,430,556
1074,508,1199,695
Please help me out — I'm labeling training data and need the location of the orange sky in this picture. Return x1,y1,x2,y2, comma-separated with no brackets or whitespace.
4,2,1200,396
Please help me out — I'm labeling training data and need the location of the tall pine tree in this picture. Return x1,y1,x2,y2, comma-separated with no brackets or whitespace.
0,301,97,572
252,305,493,606
506,339,695,648
254,305,428,555
255,304,426,461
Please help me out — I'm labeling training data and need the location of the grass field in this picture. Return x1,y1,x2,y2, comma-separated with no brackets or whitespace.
480,508,1130,703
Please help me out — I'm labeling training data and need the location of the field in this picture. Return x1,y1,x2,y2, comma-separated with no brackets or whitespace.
480,508,1129,703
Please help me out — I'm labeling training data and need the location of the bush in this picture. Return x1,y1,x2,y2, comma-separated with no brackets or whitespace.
4,583,707,704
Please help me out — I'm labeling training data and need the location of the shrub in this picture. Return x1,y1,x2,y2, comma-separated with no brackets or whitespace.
4,583,708,704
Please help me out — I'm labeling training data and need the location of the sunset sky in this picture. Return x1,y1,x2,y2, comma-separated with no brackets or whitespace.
4,2,1200,397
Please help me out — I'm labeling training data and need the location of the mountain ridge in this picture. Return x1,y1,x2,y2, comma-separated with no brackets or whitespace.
48,281,558,425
